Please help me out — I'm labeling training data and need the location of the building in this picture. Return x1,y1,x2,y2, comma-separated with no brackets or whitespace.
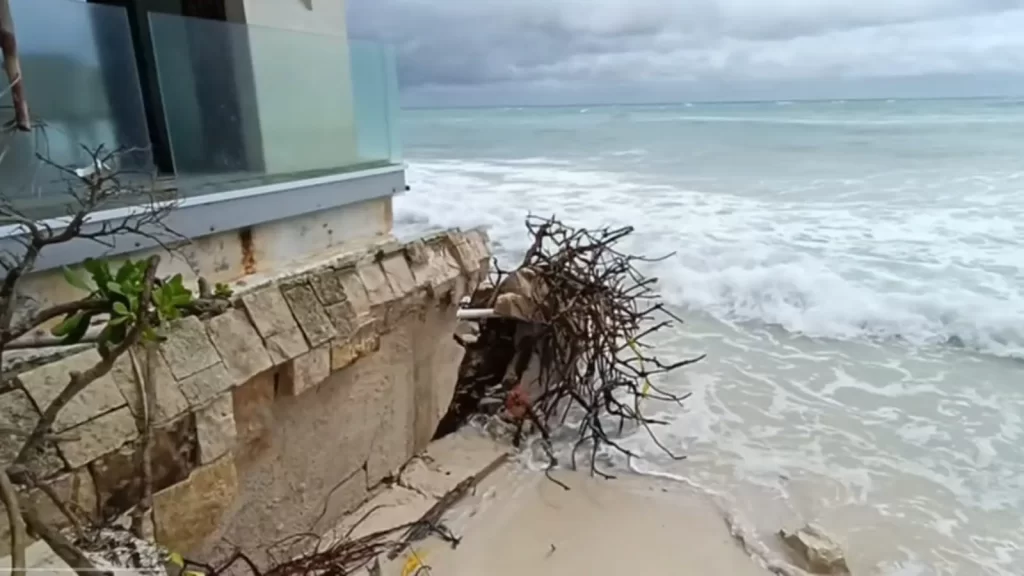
1,0,403,299
0,0,494,564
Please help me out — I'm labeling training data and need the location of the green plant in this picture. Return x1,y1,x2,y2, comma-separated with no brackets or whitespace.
214,282,233,299
53,258,195,346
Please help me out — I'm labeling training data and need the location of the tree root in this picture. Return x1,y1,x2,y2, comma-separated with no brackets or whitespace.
438,215,703,478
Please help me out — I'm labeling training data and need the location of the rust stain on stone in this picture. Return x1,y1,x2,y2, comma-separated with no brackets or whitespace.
240,227,256,275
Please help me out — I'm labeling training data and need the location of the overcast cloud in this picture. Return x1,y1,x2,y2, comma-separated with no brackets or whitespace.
347,0,1024,106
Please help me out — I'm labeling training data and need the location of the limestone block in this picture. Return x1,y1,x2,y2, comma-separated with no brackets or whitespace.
110,348,189,426
0,468,97,556
159,316,223,381
153,456,238,554
18,349,127,432
262,328,309,365
310,268,348,306
381,293,426,332
308,253,363,305
445,231,481,275
178,363,232,408
56,407,138,468
206,309,273,385
89,415,197,519
406,237,462,290
339,267,374,313
464,228,492,267
330,319,381,372
404,239,430,267
282,283,338,347
240,286,299,339
240,286,309,364
324,301,358,338
0,389,65,477
780,524,851,575
196,394,236,464
380,254,417,297
280,344,330,396
356,260,396,306
230,371,276,466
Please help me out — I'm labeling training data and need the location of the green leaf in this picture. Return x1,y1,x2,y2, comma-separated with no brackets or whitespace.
170,293,193,307
107,320,127,345
83,258,104,277
142,327,160,342
112,301,129,316
108,315,128,326
115,260,138,283
84,258,112,285
106,282,125,296
59,312,94,345
61,267,91,292
51,312,85,337
96,324,112,349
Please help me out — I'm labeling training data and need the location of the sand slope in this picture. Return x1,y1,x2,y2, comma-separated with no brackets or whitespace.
397,464,772,575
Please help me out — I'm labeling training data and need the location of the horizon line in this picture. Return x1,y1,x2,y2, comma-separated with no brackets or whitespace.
402,94,1024,111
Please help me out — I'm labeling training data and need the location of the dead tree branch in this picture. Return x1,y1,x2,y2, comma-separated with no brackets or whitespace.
0,0,29,131
439,216,702,478
0,469,26,576
129,342,156,537
21,505,107,576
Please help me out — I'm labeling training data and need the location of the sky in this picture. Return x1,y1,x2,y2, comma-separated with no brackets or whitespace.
347,0,1024,107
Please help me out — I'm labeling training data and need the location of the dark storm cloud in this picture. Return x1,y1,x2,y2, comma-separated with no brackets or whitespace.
347,0,1024,103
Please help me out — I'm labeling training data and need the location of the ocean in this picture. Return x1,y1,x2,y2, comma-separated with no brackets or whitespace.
393,99,1024,575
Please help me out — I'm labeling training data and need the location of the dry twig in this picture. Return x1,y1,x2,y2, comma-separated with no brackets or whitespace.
0,469,25,576
440,215,702,478
130,342,157,537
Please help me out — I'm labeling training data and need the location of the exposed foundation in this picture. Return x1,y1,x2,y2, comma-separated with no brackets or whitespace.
0,227,491,563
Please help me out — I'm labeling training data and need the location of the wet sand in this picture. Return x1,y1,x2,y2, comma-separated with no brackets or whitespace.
415,467,772,575
343,431,774,575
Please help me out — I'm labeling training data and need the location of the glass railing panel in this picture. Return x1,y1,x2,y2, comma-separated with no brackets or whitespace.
0,0,152,221
350,40,401,164
148,14,400,195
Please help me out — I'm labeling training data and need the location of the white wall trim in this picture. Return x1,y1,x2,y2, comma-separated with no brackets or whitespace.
0,166,405,274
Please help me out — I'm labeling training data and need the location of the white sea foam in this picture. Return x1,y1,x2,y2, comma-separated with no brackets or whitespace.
397,159,1024,359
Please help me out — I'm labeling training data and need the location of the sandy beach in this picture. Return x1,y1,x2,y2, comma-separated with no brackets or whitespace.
338,431,776,576
414,468,771,575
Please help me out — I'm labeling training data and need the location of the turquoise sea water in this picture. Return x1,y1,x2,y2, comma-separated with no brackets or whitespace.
395,99,1024,575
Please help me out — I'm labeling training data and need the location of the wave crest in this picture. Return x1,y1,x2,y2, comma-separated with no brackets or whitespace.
397,159,1024,360
659,256,1024,358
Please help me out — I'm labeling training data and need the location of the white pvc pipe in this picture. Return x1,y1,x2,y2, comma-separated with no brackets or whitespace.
457,308,497,320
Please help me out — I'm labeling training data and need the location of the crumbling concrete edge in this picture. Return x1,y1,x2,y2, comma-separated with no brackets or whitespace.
325,429,513,566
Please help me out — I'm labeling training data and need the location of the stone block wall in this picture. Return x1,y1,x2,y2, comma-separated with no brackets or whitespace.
0,228,490,560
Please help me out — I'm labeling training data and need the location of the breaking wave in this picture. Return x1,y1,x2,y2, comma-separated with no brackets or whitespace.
396,159,1024,360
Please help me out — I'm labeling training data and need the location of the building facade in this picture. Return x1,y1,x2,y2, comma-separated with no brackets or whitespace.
1,0,403,301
